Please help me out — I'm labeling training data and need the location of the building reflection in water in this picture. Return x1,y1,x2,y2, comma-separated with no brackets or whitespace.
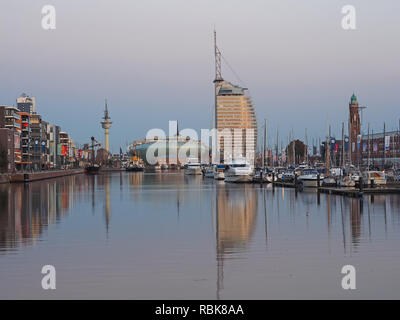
0,175,89,252
96,174,112,235
214,183,258,299
1,173,400,298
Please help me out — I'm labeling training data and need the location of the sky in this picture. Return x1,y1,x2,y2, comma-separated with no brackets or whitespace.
0,0,399,153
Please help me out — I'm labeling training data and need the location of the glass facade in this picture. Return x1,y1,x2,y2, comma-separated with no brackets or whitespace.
215,80,257,163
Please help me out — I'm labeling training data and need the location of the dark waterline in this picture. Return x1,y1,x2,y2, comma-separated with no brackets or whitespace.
0,172,400,299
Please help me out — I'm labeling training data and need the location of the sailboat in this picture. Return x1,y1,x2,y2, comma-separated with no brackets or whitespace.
85,136,101,175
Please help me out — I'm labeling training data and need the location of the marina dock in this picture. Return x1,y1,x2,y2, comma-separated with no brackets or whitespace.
255,178,400,197
317,186,400,197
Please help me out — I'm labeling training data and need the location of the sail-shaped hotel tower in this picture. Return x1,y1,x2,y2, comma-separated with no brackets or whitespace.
213,31,258,164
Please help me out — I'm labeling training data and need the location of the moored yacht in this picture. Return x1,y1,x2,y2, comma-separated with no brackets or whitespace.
204,165,214,178
337,176,356,187
213,164,226,180
184,158,202,175
224,158,254,183
362,171,387,186
126,162,144,172
297,169,320,187
264,168,275,183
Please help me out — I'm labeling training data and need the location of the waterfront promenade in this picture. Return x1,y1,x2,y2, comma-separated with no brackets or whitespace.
1,169,84,183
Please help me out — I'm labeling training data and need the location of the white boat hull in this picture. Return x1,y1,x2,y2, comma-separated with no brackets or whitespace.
214,172,225,180
204,171,214,178
362,171,387,186
337,181,355,188
184,168,202,175
225,174,253,183
299,178,318,187
264,175,276,183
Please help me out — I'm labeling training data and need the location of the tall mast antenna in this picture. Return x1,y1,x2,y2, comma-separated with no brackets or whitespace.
214,30,223,82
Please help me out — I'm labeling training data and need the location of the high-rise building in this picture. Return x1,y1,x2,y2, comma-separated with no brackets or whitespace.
349,93,360,164
60,131,69,167
16,94,36,114
18,112,32,170
215,81,258,162
41,121,49,168
213,32,257,163
0,106,22,169
48,124,60,169
30,114,42,170
19,112,32,170
0,128,15,173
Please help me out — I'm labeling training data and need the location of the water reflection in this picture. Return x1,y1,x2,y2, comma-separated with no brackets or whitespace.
1,174,400,257
0,176,82,252
0,173,400,299
214,183,258,299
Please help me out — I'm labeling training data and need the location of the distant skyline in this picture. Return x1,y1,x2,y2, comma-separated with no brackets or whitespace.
1,0,399,153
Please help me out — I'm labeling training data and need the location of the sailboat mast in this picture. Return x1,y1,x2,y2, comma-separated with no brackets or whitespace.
342,122,345,168
367,123,370,169
276,128,279,167
263,119,266,169
326,125,330,172
292,128,295,166
383,122,386,169
305,128,308,165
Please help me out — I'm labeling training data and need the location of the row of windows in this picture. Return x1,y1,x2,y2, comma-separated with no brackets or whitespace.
217,97,251,101
217,112,256,116
217,104,251,108
217,116,256,121
217,121,257,125
217,116,256,120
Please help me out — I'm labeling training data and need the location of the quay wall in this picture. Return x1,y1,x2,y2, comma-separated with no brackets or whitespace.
0,174,9,184
9,169,84,183
100,167,125,172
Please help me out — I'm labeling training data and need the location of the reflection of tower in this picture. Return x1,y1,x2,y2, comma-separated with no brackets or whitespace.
349,94,360,164
350,198,361,249
105,175,111,234
101,100,112,153
215,183,258,299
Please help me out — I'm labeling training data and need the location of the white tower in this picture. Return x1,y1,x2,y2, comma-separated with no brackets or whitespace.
101,100,112,153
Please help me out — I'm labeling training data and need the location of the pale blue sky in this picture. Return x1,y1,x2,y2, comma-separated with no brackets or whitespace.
0,0,399,152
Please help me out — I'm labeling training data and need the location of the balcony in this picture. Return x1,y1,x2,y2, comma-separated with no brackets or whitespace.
5,123,21,129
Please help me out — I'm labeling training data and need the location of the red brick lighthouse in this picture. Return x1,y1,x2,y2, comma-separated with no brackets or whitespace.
348,93,360,164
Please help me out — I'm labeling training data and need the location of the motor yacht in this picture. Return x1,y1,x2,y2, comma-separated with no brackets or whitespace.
214,164,226,180
184,158,202,175
224,158,254,183
362,171,387,186
297,169,320,187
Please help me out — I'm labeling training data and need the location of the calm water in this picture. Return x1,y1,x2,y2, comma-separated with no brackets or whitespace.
0,172,400,299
